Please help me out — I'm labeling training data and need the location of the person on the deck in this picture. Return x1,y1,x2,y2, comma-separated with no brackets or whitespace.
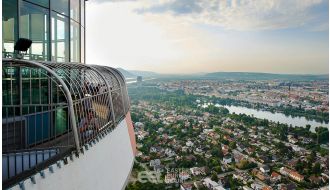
78,109,100,140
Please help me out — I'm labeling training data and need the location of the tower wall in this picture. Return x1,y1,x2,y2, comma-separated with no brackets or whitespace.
11,117,135,190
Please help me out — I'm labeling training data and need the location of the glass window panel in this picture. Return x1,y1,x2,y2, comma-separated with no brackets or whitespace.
20,1,49,61
36,106,42,112
51,12,69,62
2,0,18,57
12,79,20,105
26,0,49,8
31,79,40,104
2,108,5,118
41,79,49,104
2,67,20,106
29,106,36,114
70,0,80,22
7,107,15,118
80,0,84,26
51,0,69,16
22,106,29,115
52,81,58,103
81,27,85,63
70,21,80,62
21,67,31,78
31,68,40,78
22,80,31,104
55,108,68,134
2,80,11,105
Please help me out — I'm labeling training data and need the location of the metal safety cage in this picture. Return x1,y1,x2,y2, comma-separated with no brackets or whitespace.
2,59,130,186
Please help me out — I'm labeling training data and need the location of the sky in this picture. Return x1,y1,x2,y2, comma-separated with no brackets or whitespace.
86,0,329,74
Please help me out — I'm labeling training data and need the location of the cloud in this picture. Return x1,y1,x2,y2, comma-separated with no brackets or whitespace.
136,0,328,31
86,0,329,74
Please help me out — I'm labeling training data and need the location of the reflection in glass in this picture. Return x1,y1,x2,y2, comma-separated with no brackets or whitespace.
51,0,69,16
70,0,80,22
81,0,85,26
52,12,69,62
2,67,19,109
2,0,18,57
20,1,49,61
27,0,49,8
70,21,80,62
81,28,85,63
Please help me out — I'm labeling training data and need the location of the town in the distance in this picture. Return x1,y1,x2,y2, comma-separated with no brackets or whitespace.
123,71,329,190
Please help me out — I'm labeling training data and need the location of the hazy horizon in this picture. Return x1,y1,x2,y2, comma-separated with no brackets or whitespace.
86,0,329,75
120,68,329,76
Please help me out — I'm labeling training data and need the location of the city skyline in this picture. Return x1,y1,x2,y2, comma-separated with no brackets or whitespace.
86,0,329,74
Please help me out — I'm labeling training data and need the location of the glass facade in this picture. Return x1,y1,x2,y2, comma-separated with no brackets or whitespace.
20,1,49,60
51,0,69,16
51,12,69,62
2,0,18,57
2,0,85,63
70,0,79,22
70,20,80,62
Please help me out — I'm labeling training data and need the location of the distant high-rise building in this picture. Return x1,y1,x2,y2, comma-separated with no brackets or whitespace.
2,1,136,189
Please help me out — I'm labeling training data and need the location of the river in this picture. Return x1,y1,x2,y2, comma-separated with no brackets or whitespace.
222,105,328,132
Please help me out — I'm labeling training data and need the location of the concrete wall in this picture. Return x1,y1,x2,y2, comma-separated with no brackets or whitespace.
11,118,135,190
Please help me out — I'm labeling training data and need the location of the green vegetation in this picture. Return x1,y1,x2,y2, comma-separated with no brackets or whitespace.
127,86,328,189
236,159,257,170
126,182,167,190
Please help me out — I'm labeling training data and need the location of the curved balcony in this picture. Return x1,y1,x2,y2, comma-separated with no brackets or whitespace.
2,59,130,188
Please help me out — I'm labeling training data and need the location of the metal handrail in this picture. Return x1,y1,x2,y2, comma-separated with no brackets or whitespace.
3,58,80,152
2,59,131,186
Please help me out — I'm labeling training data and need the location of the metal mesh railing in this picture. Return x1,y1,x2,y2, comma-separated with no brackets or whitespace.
2,59,130,185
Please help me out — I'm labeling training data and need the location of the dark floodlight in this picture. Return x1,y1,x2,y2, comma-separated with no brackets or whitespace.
14,38,32,52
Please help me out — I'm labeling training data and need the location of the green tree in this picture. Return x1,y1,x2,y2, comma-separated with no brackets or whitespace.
229,142,236,149
312,163,322,176
211,172,219,182
214,166,222,173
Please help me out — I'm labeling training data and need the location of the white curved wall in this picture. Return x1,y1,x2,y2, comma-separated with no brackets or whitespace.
11,119,135,190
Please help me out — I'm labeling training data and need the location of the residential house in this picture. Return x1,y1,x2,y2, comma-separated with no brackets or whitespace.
262,186,272,190
277,183,297,190
237,143,245,152
190,167,206,176
251,182,263,190
149,159,161,168
246,147,255,155
252,168,266,181
181,183,193,190
223,155,232,164
260,165,270,173
203,178,219,189
270,171,281,183
179,171,191,181
165,148,176,157
308,175,321,185
288,137,298,144
289,171,304,182
194,147,203,155
280,167,304,182
234,153,244,163
186,140,194,147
